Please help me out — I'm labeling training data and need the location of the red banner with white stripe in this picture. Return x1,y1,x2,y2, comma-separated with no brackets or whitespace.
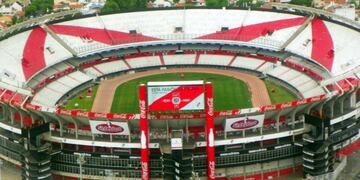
147,81,205,111
55,94,327,120
139,84,149,180
205,82,216,180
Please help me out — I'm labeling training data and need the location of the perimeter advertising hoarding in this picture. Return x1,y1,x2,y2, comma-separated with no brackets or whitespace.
225,114,265,132
89,121,130,135
147,81,205,111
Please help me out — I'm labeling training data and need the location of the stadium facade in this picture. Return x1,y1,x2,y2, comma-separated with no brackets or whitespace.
0,4,360,180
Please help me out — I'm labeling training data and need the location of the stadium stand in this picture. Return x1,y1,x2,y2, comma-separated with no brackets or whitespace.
126,56,162,68
0,7,359,180
32,71,91,107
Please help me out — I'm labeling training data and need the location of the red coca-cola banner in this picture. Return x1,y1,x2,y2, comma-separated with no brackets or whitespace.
138,84,149,180
205,82,216,180
54,94,327,120
23,103,41,111
258,94,326,112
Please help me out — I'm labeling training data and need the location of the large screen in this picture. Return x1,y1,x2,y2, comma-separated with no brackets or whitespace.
147,81,204,112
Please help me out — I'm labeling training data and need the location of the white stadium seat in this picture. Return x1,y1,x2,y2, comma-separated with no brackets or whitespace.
198,54,233,66
126,56,162,68
163,55,196,65
31,71,92,107
93,60,129,74
230,56,265,70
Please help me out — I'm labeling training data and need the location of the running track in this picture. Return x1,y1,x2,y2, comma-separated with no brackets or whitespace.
91,68,271,113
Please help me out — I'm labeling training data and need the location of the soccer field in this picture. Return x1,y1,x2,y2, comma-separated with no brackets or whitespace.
62,73,297,113
264,80,298,104
110,72,252,113
62,85,99,111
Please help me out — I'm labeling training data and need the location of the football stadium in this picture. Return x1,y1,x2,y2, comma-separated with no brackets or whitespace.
0,3,360,180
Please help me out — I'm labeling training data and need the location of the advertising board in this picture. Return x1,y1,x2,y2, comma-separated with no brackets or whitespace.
147,81,204,111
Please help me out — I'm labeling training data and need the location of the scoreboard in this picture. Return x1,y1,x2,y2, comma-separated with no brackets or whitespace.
147,81,205,111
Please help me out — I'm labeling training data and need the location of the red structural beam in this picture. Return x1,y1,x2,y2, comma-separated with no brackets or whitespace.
138,84,149,180
205,82,216,179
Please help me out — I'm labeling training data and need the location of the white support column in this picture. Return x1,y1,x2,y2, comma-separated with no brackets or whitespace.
55,116,64,149
166,120,169,143
10,109,14,125
19,112,24,128
339,97,345,114
68,117,78,139
1,105,6,121
56,117,63,137
290,108,298,129
186,119,189,143
275,111,282,133
328,100,335,119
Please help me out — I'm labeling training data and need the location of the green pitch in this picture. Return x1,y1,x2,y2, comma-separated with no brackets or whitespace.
111,72,252,113
62,85,99,111
264,79,297,104
61,73,297,113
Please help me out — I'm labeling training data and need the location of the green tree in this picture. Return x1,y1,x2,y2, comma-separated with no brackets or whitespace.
289,0,312,7
218,0,229,6
135,0,147,8
206,0,229,7
206,0,218,7
25,0,54,17
101,0,120,13
236,0,252,8
102,0,147,13
254,1,265,7
12,16,26,25
25,4,37,17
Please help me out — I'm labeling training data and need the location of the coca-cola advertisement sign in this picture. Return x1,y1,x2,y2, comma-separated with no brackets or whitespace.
208,160,215,179
231,119,259,130
207,98,214,116
141,162,149,180
96,124,124,133
139,100,147,119
90,121,129,135
225,114,265,132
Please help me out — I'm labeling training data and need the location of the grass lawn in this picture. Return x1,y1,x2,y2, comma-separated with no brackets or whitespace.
61,74,298,113
264,79,297,104
61,85,99,111
110,73,253,113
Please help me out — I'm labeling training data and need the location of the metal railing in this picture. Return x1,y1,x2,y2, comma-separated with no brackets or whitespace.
70,34,283,55
52,153,162,169
51,163,163,178
193,145,302,168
